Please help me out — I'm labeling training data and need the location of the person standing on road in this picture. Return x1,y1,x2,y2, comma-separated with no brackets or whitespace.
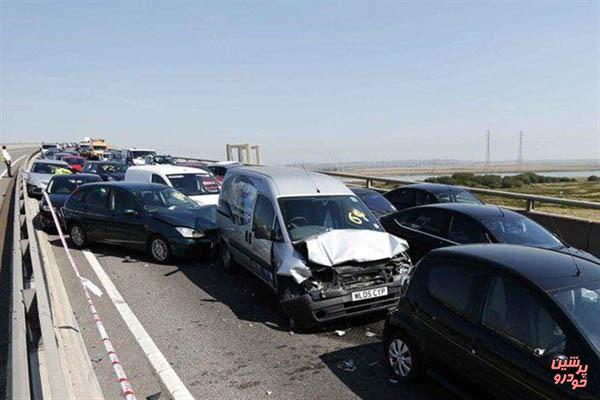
1,146,12,177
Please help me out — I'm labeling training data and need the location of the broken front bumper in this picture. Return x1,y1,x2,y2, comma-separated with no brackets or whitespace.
280,280,403,326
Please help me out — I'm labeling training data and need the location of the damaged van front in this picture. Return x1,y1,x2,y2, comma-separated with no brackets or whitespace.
216,167,413,329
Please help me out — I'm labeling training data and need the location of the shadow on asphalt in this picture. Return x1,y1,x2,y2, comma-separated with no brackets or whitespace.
319,343,459,400
47,235,389,334
45,235,463,400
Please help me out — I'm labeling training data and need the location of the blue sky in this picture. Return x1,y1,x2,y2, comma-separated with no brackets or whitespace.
1,1,598,164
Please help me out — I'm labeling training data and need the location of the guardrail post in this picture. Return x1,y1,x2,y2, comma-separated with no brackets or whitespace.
527,199,535,212
366,178,372,188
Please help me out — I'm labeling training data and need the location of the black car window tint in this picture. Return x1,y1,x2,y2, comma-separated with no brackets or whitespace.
85,187,109,209
483,277,566,353
152,174,168,185
453,190,482,204
448,215,487,244
404,209,447,236
427,263,485,319
389,189,416,206
112,189,139,213
252,194,275,238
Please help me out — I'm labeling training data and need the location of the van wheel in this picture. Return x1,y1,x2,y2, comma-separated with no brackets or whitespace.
221,243,238,273
385,329,424,382
148,235,172,264
69,223,87,248
278,279,313,332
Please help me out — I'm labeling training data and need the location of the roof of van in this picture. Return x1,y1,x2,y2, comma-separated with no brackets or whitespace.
127,165,209,175
233,166,353,197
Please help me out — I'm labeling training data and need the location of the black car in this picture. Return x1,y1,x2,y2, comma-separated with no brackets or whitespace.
62,182,218,263
83,161,127,181
383,244,600,400
383,183,483,211
39,173,102,230
351,187,397,218
379,203,598,263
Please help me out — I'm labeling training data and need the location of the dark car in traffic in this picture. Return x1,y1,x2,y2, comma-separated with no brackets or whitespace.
62,182,218,263
39,173,102,230
351,187,397,218
383,183,483,211
383,244,600,400
379,203,597,263
83,161,128,181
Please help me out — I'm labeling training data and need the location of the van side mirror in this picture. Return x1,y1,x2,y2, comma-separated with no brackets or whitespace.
253,224,272,240
217,203,232,218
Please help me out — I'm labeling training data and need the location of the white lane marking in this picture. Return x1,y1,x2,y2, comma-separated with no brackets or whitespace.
82,250,195,400
0,153,28,178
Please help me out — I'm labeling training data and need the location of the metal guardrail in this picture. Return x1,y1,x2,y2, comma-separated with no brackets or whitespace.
321,171,600,211
7,150,69,399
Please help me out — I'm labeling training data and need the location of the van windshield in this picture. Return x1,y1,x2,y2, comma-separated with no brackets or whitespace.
278,195,382,242
167,174,220,196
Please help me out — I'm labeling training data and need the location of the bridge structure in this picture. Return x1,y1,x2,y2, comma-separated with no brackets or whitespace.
0,143,598,400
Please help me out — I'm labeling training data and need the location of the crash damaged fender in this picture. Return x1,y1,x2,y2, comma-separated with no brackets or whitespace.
276,229,410,284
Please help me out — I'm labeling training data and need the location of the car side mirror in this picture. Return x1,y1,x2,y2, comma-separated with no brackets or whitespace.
123,209,139,217
253,224,272,240
539,350,567,370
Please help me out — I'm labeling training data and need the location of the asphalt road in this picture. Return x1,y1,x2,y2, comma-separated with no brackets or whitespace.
34,195,460,400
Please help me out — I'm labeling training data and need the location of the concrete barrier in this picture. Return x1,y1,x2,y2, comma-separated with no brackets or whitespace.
523,211,600,258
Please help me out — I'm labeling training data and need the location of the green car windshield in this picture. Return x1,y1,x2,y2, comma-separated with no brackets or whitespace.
134,187,199,211
278,195,381,242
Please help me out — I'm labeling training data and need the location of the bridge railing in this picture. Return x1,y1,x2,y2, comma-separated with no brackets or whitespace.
321,171,600,211
8,150,69,399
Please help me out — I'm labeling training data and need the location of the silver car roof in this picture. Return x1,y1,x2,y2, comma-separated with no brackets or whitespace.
233,166,353,197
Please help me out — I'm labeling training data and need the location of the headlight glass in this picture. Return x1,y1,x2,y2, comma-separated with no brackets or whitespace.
175,227,204,238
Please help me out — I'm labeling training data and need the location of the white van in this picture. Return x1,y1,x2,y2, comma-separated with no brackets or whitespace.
125,165,220,205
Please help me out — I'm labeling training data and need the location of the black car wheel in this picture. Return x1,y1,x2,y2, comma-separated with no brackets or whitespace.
220,243,238,273
385,330,424,382
69,223,87,248
148,235,172,264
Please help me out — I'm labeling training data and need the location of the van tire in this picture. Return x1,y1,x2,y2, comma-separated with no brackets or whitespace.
278,279,313,333
221,243,238,273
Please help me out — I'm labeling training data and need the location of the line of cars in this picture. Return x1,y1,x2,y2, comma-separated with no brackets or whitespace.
30,143,600,399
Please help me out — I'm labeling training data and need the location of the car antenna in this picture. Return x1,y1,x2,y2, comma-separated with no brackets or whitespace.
302,165,320,193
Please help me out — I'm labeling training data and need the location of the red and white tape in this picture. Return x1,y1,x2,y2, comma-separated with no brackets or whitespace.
42,191,137,400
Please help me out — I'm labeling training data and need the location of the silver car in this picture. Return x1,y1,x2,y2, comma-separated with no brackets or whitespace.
217,166,413,329
26,160,71,198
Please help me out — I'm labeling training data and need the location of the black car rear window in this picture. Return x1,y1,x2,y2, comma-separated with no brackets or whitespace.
427,263,486,319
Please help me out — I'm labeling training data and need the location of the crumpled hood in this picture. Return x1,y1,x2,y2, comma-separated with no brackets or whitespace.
303,229,409,267
151,208,216,230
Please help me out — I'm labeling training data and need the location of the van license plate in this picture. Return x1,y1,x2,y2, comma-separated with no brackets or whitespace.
351,287,388,302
